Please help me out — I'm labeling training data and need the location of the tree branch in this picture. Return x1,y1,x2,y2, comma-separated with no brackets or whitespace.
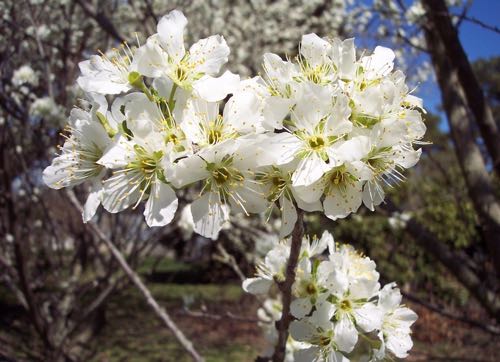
402,290,500,335
383,200,500,322
74,0,125,43
65,190,204,362
214,242,246,281
455,14,500,34
271,208,304,362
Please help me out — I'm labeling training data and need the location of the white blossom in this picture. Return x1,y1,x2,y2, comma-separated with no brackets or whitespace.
243,231,418,361
12,65,38,87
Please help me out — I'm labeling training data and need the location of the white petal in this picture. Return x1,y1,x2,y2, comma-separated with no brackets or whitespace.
323,183,362,221
405,109,426,139
262,52,296,90
144,182,178,227
311,231,332,256
223,90,262,134
300,33,331,67
294,347,321,362
346,161,372,181
263,96,293,130
310,302,336,330
43,153,77,189
296,197,323,213
229,180,268,214
280,196,297,238
134,40,167,78
77,57,131,94
101,172,142,213
337,38,356,81
378,283,401,311
331,351,350,362
289,320,316,342
318,264,348,295
329,136,371,164
362,46,395,79
167,154,208,188
181,97,219,144
350,278,380,300
190,192,230,240
189,35,230,75
404,94,423,109
292,178,324,204
333,314,358,353
324,95,352,136
392,307,418,326
386,331,413,358
293,83,331,132
292,153,329,187
242,277,272,295
255,133,302,166
98,136,135,169
362,181,385,211
83,181,103,222
353,302,383,332
291,298,313,319
157,10,187,63
193,71,240,102
394,147,422,169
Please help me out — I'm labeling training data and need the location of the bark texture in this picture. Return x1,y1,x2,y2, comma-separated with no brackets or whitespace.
422,17,500,276
272,208,304,362
422,0,500,177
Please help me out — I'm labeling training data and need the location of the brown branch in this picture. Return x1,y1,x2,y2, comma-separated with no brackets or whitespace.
74,0,125,43
181,308,263,324
66,190,204,362
402,290,500,335
456,14,500,34
423,0,500,177
214,242,246,281
422,1,500,278
383,200,500,322
271,208,304,362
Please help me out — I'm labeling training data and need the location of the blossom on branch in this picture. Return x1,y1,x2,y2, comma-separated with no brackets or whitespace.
244,231,418,361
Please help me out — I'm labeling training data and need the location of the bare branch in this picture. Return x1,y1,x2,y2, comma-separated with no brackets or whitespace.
181,307,263,324
456,14,500,34
65,190,204,362
74,0,125,43
402,291,500,335
271,208,304,362
214,242,246,281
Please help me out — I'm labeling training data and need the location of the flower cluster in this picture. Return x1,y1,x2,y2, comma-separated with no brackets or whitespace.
44,9,425,240
244,231,418,361
12,64,38,87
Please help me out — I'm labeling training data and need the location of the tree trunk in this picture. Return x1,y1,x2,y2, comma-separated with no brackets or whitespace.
384,201,500,322
422,0,500,177
422,20,500,276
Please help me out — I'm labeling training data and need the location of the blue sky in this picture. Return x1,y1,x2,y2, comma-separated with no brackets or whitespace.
422,0,500,116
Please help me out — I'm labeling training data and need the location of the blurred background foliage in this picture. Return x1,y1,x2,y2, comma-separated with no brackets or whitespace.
1,0,499,361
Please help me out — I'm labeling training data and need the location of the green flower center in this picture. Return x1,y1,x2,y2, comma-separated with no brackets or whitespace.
339,299,352,312
306,282,318,295
308,135,325,150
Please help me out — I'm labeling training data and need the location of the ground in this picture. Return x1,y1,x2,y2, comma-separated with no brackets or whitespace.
1,258,499,361
90,259,500,362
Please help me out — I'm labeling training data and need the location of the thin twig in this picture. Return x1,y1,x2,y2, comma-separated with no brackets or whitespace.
181,308,264,324
66,190,204,362
271,208,304,362
214,242,246,281
456,14,500,34
74,0,125,43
